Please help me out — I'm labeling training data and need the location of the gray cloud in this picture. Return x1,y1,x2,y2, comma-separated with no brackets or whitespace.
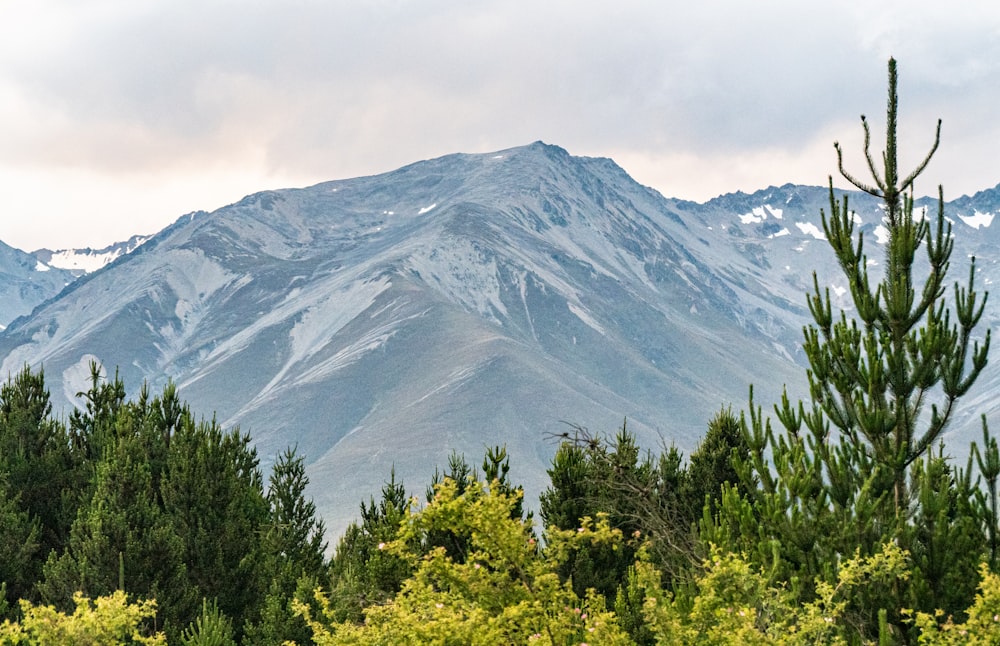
1,1,999,249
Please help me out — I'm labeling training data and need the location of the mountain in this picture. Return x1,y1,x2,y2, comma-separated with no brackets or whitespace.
1,142,997,538
0,240,76,329
0,235,151,329
32,234,151,276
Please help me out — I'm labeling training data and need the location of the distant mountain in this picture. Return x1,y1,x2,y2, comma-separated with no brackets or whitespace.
32,234,151,276
0,240,76,329
0,234,151,329
1,142,997,538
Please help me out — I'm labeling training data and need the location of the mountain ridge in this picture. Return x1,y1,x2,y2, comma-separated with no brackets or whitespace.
1,141,997,538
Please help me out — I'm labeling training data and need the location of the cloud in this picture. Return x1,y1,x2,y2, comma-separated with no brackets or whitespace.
0,1,999,249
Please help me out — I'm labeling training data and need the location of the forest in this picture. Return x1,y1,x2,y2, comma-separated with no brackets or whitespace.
2,59,1000,644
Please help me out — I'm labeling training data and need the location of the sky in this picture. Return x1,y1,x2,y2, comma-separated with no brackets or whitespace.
2,1,1000,251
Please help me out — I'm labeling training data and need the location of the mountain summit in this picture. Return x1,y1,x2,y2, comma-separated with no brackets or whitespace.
2,142,997,537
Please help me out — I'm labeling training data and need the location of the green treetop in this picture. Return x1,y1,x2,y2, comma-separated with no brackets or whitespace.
792,57,990,517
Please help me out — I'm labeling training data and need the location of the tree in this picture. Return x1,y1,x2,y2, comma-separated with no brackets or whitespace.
295,477,633,645
811,58,989,518
681,408,750,521
637,542,909,645
261,446,327,578
0,366,80,593
179,598,237,646
159,417,270,641
0,474,40,615
326,468,412,624
540,425,661,601
68,362,127,466
243,446,327,645
38,431,192,635
708,57,991,637
540,416,746,595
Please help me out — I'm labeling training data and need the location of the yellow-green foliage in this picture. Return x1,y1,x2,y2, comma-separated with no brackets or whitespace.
0,590,164,645
906,562,1000,644
289,474,1000,645
637,542,909,645
294,477,632,645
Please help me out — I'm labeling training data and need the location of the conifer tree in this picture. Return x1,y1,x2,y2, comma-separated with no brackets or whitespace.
681,408,750,523
160,417,270,641
327,469,412,623
38,431,192,634
803,58,990,517
68,362,127,465
0,474,40,615
708,58,991,637
243,446,327,645
0,366,77,600
540,424,690,605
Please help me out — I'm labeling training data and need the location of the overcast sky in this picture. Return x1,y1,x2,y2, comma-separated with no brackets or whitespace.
2,1,999,251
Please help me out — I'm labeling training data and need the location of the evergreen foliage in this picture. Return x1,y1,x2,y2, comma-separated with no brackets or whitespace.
38,429,192,633
540,412,746,596
0,363,327,643
0,474,39,615
179,599,236,646
326,468,412,624
706,57,993,639
243,446,327,644
159,416,270,639
0,366,80,606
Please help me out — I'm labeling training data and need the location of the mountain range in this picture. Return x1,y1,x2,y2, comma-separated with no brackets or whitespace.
1,141,997,538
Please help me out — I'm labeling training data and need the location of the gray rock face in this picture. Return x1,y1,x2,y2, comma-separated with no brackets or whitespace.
1,142,996,538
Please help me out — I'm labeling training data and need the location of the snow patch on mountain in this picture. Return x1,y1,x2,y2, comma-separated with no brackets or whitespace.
795,222,826,240
739,205,783,224
960,211,995,229
46,249,119,273
35,261,50,272
38,235,151,275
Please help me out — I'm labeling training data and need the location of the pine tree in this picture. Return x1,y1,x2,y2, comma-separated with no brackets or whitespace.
180,598,237,646
0,366,78,601
807,58,989,518
38,431,192,634
0,473,40,615
708,58,991,638
160,417,270,641
540,424,682,604
243,446,327,644
68,361,127,465
327,469,412,623
681,407,750,523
